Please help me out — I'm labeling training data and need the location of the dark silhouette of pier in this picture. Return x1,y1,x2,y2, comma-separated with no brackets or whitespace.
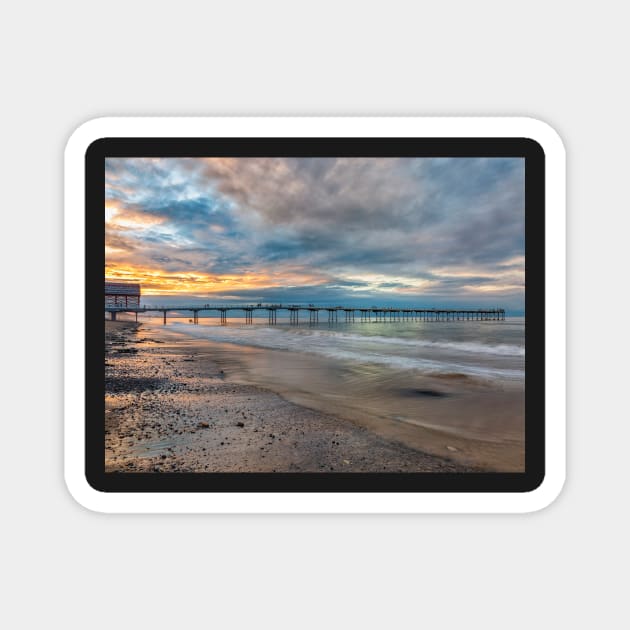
105,304,506,325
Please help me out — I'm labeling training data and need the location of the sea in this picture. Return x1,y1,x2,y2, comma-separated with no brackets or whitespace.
140,314,524,380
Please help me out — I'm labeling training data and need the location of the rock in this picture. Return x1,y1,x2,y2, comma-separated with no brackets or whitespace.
198,422,209,428
446,445,457,452
236,421,245,428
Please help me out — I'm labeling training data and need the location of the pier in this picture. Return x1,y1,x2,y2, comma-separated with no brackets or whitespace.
105,304,506,325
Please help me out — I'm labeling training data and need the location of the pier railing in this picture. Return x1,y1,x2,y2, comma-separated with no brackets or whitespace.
105,304,506,325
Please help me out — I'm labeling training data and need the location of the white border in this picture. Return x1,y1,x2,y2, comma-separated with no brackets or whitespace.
64,117,565,513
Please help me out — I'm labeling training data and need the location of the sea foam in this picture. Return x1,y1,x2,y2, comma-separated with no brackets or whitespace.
170,322,525,381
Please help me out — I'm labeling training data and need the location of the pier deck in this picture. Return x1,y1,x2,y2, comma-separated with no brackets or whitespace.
105,304,506,325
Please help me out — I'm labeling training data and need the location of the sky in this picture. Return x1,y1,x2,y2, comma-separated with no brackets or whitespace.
105,157,525,312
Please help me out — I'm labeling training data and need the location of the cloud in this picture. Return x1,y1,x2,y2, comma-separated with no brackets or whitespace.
105,157,525,310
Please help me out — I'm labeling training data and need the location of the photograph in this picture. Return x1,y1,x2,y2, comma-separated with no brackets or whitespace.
104,156,526,475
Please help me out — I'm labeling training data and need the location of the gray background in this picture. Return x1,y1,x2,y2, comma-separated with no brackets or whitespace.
2,1,626,628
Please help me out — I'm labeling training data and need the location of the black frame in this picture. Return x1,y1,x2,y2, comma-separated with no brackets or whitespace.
87,137,545,493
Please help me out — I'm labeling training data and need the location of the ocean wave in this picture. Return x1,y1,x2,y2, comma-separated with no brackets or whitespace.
170,322,524,381
299,330,525,357
299,346,524,380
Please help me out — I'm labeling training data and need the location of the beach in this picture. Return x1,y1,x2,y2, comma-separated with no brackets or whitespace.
105,319,484,473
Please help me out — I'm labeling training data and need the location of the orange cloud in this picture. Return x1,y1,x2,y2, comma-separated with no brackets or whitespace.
106,204,165,230
105,263,330,296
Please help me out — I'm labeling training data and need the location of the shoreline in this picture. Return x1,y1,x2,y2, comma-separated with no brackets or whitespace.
105,319,478,473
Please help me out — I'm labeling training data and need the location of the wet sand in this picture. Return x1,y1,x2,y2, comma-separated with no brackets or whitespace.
192,336,525,471
105,320,477,473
